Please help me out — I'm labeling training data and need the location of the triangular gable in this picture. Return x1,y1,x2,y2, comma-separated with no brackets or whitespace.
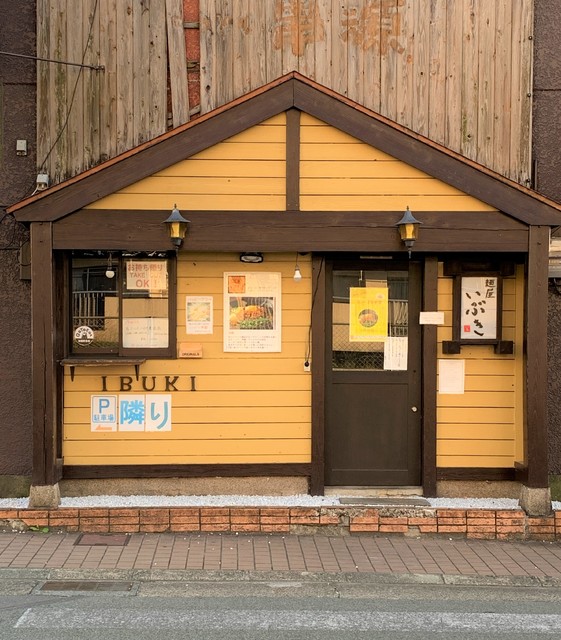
9,73,561,226
85,112,497,215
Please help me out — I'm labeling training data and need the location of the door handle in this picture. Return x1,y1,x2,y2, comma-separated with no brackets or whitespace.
411,406,418,412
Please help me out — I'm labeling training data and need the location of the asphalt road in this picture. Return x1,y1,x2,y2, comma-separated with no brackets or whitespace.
0,579,561,638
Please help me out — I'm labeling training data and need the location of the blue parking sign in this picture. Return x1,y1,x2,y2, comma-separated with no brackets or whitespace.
91,395,117,432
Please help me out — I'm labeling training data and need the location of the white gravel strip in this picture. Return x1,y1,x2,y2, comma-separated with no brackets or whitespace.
0,495,555,510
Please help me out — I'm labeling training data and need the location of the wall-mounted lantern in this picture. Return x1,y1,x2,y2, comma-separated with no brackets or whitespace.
396,206,421,258
164,204,190,248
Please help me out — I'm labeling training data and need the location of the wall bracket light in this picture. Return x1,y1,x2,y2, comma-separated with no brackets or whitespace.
239,252,264,263
164,204,190,248
396,206,421,258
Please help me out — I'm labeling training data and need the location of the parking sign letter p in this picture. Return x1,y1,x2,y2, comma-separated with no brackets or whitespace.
98,398,110,412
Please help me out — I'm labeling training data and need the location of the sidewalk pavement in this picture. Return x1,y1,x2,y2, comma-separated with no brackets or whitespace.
1,531,561,588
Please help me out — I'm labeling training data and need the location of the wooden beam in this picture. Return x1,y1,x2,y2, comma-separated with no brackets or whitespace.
525,225,549,488
437,468,516,481
53,210,530,252
422,256,438,497
30,223,58,485
63,463,312,479
310,255,326,495
286,108,300,211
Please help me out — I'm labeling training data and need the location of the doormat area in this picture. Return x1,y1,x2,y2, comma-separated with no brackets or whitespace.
74,533,130,546
339,497,430,507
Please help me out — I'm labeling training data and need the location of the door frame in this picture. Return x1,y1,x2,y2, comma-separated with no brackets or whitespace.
310,254,438,496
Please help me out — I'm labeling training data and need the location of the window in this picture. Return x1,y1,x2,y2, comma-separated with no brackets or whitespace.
71,252,175,357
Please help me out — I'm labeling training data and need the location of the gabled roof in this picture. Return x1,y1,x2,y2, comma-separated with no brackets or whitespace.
9,72,561,226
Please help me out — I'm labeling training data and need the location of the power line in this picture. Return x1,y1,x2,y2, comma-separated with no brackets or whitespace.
0,50,104,71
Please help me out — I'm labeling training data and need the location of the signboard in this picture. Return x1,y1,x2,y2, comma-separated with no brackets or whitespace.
91,395,117,432
349,287,388,342
460,276,498,340
223,272,282,352
126,260,167,291
91,394,172,432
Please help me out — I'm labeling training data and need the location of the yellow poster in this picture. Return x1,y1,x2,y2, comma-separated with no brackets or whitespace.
349,287,388,342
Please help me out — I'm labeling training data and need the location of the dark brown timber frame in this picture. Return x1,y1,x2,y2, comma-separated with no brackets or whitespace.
422,257,438,497
10,73,561,492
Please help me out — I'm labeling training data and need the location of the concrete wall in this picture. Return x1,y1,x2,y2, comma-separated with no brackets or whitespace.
0,0,36,491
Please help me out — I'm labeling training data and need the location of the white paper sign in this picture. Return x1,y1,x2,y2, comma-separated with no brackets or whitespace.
419,311,445,325
122,317,168,348
383,337,408,370
438,359,465,394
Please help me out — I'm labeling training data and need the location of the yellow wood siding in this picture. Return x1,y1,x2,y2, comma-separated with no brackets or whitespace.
86,115,287,211
63,253,312,465
300,115,498,212
436,262,524,468
85,113,498,215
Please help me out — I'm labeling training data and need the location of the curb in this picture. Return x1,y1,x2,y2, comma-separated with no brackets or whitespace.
0,567,559,589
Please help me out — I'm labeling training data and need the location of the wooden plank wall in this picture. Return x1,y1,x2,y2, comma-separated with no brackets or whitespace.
200,0,534,185
86,115,287,211
299,114,497,212
436,264,524,468
36,0,188,185
63,253,312,465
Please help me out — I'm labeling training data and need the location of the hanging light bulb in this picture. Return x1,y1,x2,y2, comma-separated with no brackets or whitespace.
105,253,115,279
293,253,302,282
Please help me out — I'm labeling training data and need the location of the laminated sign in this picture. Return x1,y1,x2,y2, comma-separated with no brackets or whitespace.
349,287,388,342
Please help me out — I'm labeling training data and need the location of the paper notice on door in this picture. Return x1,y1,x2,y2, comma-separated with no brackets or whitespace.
438,359,465,394
383,337,408,370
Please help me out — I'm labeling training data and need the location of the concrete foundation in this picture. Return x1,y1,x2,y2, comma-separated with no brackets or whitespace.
59,476,309,497
436,480,521,499
519,485,552,516
28,483,61,509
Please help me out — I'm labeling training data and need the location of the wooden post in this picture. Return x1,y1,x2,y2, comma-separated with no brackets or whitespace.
525,226,549,488
422,256,438,496
310,255,326,495
31,222,59,487
286,108,301,212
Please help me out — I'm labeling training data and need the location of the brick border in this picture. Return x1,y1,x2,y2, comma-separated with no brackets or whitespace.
1,507,560,540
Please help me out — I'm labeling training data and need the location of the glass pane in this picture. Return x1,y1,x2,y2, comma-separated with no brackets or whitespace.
72,258,119,352
332,270,408,371
122,259,169,348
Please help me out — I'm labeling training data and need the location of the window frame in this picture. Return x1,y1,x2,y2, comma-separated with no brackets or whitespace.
69,251,176,359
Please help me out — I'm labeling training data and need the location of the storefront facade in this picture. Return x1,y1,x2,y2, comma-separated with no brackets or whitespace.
9,74,561,512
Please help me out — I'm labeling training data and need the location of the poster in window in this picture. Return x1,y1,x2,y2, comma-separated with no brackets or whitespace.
126,261,167,291
349,287,388,342
122,317,169,348
460,277,498,340
186,296,213,335
224,272,281,352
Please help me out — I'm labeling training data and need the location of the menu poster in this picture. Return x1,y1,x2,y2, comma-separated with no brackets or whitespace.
349,287,389,342
224,272,282,352
186,296,213,335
